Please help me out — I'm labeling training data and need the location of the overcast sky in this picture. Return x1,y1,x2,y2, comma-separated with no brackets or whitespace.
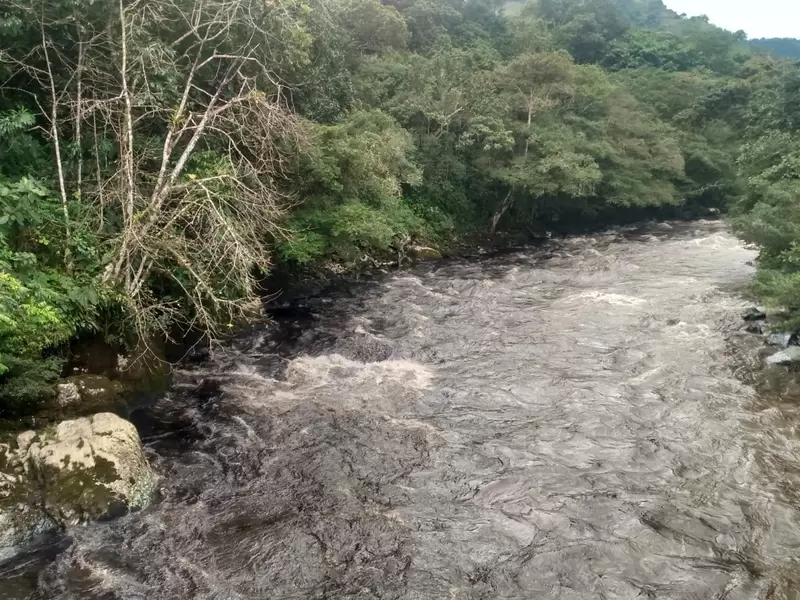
663,0,800,39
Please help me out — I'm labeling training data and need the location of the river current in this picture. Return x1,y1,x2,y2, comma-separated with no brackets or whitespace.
5,220,800,599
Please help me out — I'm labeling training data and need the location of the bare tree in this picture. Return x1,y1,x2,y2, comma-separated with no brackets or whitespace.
1,0,306,348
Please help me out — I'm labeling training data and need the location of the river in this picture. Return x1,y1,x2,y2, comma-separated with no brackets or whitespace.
4,220,800,599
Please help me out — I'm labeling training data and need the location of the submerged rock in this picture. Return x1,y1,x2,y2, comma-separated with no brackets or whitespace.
766,347,800,367
0,413,156,560
408,245,442,260
745,322,765,334
743,307,767,321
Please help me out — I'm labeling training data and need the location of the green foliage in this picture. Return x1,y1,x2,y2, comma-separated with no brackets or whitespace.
0,111,105,413
345,0,410,52
0,108,48,180
2,0,800,409
279,110,424,263
605,29,704,71
0,356,63,417
304,109,421,202
749,38,800,60
661,16,747,75
730,57,800,323
347,2,765,235
533,0,630,64
281,200,423,263
0,186,105,413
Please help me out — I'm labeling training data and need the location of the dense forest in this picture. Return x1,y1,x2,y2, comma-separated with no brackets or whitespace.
0,0,798,413
749,38,800,59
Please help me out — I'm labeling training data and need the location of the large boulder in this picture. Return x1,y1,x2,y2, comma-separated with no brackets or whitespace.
0,413,156,560
28,413,156,522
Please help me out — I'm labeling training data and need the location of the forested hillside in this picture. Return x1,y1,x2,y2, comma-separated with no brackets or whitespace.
749,38,800,59
0,0,797,412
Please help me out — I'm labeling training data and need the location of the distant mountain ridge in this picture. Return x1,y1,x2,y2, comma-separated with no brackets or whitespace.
749,38,800,59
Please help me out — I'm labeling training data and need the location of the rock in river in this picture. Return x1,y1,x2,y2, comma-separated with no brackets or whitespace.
742,306,767,321
0,413,156,560
766,332,794,347
766,346,800,367
54,374,125,413
408,245,442,260
745,322,765,334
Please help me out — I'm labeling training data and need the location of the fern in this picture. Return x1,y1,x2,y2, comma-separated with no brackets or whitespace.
0,108,35,139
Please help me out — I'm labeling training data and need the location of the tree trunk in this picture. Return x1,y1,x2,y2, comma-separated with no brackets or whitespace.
42,30,73,274
490,189,514,235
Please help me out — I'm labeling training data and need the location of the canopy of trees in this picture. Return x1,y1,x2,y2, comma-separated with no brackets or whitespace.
749,38,800,59
0,0,798,411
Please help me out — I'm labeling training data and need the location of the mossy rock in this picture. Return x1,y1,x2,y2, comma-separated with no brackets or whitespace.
0,413,157,559
27,413,157,523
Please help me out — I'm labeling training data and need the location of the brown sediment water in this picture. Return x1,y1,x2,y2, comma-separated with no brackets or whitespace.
6,221,800,599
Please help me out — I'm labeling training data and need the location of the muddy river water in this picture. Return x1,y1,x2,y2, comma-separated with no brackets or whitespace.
5,220,800,599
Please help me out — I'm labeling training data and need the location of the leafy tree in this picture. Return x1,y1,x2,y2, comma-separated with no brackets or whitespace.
663,16,747,75
475,51,583,230
732,131,800,320
605,29,704,71
344,0,410,53
534,0,630,64
278,110,423,264
401,0,465,51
